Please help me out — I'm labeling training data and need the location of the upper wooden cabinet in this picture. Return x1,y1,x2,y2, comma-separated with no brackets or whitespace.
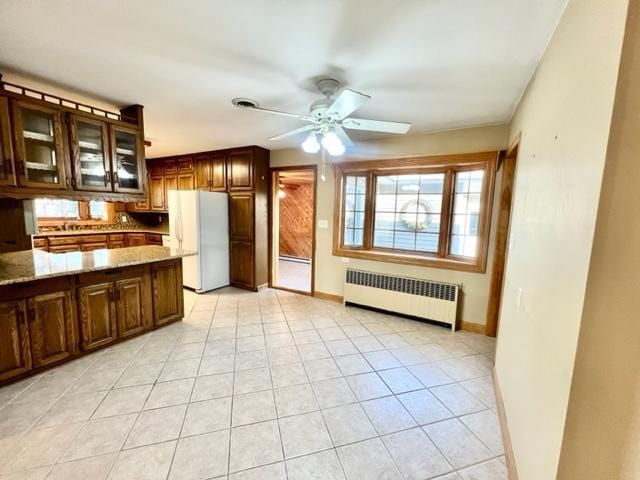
0,78,147,201
0,97,16,187
194,153,211,190
149,175,165,211
194,151,227,192
228,149,254,191
69,116,111,192
112,125,144,194
12,100,68,190
131,156,195,212
210,153,227,191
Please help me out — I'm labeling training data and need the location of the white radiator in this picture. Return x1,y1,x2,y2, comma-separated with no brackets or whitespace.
343,269,459,331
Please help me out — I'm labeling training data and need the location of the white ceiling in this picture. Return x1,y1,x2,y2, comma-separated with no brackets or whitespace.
0,0,567,157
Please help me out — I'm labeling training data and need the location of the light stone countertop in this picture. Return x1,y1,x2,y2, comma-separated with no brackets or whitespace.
32,229,169,237
0,246,196,286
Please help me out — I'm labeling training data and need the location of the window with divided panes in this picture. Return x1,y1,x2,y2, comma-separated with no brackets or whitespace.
334,152,497,272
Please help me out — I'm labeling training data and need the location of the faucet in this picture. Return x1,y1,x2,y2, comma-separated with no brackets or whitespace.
62,210,77,231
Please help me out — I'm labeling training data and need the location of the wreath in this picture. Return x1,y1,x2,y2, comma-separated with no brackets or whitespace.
399,199,433,232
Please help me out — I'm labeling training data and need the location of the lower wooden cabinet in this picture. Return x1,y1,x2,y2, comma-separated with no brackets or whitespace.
27,290,77,368
230,241,255,289
152,260,184,326
0,300,32,383
78,282,117,351
126,233,147,247
116,276,150,338
0,259,184,385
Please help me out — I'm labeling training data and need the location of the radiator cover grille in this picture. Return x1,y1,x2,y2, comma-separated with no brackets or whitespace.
345,269,457,302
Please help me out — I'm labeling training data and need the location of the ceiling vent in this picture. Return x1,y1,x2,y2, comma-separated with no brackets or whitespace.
231,98,258,109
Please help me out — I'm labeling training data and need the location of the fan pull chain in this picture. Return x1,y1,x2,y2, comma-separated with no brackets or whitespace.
320,146,327,182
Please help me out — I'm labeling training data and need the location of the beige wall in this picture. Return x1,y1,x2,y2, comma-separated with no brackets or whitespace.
494,0,629,479
557,1,640,478
271,125,508,326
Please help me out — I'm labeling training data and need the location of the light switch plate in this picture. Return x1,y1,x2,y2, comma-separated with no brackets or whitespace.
341,257,350,263
318,219,329,229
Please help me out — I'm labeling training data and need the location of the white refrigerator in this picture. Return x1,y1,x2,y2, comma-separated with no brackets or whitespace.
168,190,229,292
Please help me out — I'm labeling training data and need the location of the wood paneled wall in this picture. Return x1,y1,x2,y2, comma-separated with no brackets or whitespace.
279,183,313,258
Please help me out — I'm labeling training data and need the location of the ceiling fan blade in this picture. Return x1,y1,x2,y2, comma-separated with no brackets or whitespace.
251,106,305,119
334,127,354,147
327,89,370,120
342,117,411,134
269,124,315,141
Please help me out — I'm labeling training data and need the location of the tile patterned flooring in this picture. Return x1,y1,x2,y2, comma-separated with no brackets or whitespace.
0,288,506,480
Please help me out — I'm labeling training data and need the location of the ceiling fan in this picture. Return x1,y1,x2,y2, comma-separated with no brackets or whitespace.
232,78,412,156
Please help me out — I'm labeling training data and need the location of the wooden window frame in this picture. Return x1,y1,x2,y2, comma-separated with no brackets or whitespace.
332,151,498,273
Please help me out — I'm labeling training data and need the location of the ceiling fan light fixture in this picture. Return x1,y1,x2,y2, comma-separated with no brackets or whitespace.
301,133,320,153
321,131,345,156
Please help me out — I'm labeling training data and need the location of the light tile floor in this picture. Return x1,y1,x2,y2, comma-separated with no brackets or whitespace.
0,288,506,480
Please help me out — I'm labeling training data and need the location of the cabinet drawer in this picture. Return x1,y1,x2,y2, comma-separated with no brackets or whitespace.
163,159,178,175
48,236,79,246
32,238,47,248
146,233,163,244
110,234,125,241
78,265,146,285
81,235,108,243
81,242,108,251
0,277,72,302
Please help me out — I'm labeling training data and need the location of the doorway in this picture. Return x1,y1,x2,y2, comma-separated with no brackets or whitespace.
485,137,519,337
270,166,316,295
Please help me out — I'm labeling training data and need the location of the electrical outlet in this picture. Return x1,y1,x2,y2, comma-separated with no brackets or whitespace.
341,257,350,263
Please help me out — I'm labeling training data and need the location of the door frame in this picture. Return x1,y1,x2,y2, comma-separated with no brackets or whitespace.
268,165,317,296
485,134,520,337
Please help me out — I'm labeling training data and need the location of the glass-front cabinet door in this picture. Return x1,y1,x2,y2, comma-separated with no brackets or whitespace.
12,100,67,189
0,97,16,186
112,125,144,193
69,116,111,191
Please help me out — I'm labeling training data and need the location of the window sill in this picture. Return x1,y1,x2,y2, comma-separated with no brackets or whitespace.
333,246,487,273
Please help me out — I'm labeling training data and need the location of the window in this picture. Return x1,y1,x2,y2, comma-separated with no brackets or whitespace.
342,176,366,247
34,199,112,222
88,200,108,220
373,173,444,253
333,152,498,272
34,199,79,219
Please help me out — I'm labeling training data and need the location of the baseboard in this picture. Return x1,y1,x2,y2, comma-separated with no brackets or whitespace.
493,367,519,480
314,291,344,303
460,321,485,334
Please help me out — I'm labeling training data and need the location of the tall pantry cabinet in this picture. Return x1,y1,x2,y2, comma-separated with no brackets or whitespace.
192,146,269,291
